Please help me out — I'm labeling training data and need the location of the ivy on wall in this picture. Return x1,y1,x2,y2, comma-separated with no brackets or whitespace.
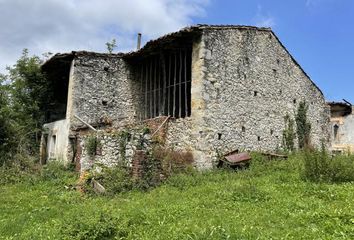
296,101,312,149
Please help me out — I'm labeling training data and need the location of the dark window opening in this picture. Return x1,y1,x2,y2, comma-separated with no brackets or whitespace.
258,136,261,141
242,126,246,132
270,130,274,135
254,91,258,97
334,124,339,140
51,135,57,157
101,100,108,106
293,99,297,104
137,48,192,119
218,133,222,140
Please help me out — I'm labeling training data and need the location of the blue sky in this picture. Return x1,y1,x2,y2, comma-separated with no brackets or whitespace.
193,0,354,102
0,0,352,103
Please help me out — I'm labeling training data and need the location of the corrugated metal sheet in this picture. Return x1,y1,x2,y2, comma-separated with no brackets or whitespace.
224,152,251,164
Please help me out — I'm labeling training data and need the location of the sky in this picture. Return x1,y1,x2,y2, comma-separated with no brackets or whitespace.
0,0,353,102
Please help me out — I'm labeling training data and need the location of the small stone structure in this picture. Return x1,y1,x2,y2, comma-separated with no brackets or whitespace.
328,102,354,153
40,24,330,170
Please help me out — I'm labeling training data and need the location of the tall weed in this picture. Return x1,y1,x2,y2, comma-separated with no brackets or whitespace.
302,150,354,183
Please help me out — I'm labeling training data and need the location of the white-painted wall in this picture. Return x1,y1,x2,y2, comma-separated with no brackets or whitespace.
43,119,70,162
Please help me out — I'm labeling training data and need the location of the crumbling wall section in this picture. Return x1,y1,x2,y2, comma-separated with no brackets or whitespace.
69,54,138,130
78,117,169,172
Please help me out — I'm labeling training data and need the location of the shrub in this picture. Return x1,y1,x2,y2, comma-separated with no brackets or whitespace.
296,101,311,149
92,164,134,195
61,211,118,240
85,135,101,157
81,163,133,195
151,146,194,177
302,150,354,183
0,154,40,184
41,161,77,183
136,155,162,190
282,114,295,151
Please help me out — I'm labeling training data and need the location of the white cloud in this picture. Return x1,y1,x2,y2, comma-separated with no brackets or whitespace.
306,0,333,8
0,0,209,73
254,4,275,28
255,17,275,28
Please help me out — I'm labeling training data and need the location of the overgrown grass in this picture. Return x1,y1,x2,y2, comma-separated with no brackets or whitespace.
302,150,354,183
1,153,354,239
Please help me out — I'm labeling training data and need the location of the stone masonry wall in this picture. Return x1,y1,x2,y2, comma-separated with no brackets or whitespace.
69,54,138,130
167,28,330,168
78,117,169,172
79,129,150,172
200,28,329,161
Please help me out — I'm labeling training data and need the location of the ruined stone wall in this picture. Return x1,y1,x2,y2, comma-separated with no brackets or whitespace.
200,28,329,159
69,54,138,129
78,129,149,171
78,117,169,172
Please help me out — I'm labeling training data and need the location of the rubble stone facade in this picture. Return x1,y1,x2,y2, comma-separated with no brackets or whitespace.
41,25,330,170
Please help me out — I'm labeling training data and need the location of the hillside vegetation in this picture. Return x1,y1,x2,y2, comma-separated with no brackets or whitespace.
1,152,354,239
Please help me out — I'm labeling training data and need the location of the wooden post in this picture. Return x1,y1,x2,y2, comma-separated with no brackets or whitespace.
179,50,182,118
140,64,143,120
157,56,161,116
167,54,171,116
172,52,177,118
154,56,158,117
160,53,166,116
74,115,97,131
150,60,153,118
145,63,148,119
184,50,188,117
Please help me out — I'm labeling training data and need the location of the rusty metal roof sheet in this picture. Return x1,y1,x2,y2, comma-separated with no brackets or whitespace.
224,152,251,164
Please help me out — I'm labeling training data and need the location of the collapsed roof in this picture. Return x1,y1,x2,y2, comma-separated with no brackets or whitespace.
41,24,324,96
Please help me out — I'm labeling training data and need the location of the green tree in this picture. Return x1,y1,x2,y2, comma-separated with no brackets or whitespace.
0,49,48,164
105,39,117,53
0,76,16,166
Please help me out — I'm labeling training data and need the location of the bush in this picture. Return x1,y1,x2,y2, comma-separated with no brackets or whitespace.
302,150,354,183
85,135,101,157
90,164,134,195
41,161,77,183
151,146,194,177
0,154,40,184
135,156,162,190
61,211,118,240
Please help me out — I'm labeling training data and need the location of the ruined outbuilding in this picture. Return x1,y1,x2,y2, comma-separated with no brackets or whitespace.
40,25,330,170
328,101,354,153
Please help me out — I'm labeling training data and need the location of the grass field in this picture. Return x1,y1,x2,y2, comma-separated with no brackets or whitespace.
1,154,354,239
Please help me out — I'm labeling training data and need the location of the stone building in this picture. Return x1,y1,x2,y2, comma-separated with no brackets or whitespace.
328,101,354,153
40,25,330,170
